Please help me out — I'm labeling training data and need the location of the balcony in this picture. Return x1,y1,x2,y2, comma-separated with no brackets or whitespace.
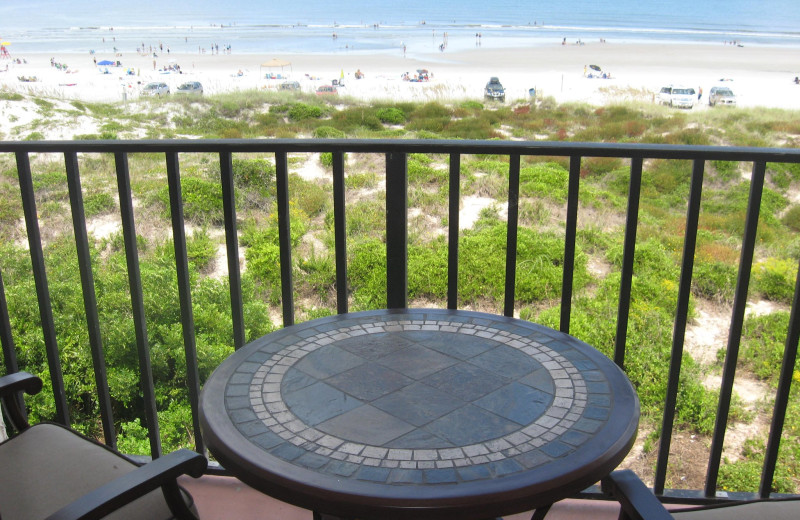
1,139,799,517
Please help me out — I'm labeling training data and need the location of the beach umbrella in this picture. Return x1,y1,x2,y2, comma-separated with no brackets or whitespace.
589,64,602,71
97,59,114,66
261,58,291,68
1,42,10,46
260,58,292,75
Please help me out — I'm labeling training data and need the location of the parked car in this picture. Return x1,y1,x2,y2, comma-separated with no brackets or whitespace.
280,81,301,91
315,85,338,96
176,81,203,95
141,82,170,97
484,77,505,102
708,86,736,106
657,85,695,108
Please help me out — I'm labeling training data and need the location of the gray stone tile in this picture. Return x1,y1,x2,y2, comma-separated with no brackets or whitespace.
282,380,363,426
317,404,415,445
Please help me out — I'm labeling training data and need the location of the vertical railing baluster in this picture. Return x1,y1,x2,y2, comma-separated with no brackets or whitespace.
219,152,245,350
654,158,705,494
65,151,116,447
503,155,521,317
614,156,643,368
386,152,408,309
16,151,70,425
760,255,800,497
447,153,461,310
165,152,204,455
705,160,766,496
0,268,24,417
560,155,582,333
0,268,17,373
332,151,348,314
275,151,294,326
114,151,161,458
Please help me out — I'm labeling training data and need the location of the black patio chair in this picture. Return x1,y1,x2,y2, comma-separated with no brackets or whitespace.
0,371,207,520
602,469,800,519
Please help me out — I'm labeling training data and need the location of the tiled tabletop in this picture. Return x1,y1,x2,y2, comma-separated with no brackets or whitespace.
201,309,639,519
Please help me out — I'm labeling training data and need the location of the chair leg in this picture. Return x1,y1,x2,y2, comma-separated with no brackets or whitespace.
161,481,199,520
531,503,552,520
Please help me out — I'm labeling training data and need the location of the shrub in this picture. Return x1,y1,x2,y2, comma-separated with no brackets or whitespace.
83,192,116,218
711,160,739,182
158,176,223,225
0,91,24,101
582,157,623,177
320,152,333,168
692,261,737,302
232,158,274,193
288,103,323,121
313,126,346,139
741,311,790,381
331,107,383,131
753,257,796,303
459,100,484,110
289,174,329,217
458,223,590,305
180,228,218,272
782,205,800,232
519,162,569,201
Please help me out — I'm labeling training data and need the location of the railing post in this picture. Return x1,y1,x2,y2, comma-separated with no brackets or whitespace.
165,152,204,455
219,151,245,350
0,268,24,420
504,155,521,317
614,156,643,369
760,256,800,497
705,160,766,496
114,151,162,458
275,151,294,326
16,151,70,426
65,151,117,448
560,155,581,333
654,158,705,494
386,152,407,309
332,151,349,314
447,153,461,310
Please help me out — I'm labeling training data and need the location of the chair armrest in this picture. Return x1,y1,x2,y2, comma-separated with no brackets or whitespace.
601,470,674,520
45,448,208,520
0,371,43,431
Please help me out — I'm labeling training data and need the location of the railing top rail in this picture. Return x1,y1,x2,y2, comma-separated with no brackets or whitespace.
1,139,799,162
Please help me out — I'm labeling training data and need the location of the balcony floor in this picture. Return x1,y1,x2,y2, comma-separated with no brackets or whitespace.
179,474,624,519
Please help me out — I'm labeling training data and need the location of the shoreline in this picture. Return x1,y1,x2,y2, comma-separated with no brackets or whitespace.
0,41,799,109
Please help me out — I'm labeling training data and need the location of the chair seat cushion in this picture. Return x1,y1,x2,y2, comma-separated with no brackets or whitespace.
672,498,800,519
0,423,193,520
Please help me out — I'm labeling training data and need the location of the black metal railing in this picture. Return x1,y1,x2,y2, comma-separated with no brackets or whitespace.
1,139,799,505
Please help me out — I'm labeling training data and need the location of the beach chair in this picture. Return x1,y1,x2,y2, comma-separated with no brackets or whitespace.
0,371,207,520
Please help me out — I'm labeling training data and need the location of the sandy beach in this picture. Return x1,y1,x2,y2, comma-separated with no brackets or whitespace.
0,42,799,109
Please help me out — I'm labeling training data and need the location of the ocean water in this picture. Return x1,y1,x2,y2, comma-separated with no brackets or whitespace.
1,0,798,56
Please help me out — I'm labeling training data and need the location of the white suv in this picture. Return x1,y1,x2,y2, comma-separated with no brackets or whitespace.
658,85,696,109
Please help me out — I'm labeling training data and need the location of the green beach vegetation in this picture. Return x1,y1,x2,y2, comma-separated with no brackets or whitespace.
1,89,800,492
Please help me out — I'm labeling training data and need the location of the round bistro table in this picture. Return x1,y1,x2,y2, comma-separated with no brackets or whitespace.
200,309,639,520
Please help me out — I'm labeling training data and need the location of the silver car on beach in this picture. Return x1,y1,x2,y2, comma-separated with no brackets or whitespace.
141,82,170,97
176,81,203,95
708,86,736,106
